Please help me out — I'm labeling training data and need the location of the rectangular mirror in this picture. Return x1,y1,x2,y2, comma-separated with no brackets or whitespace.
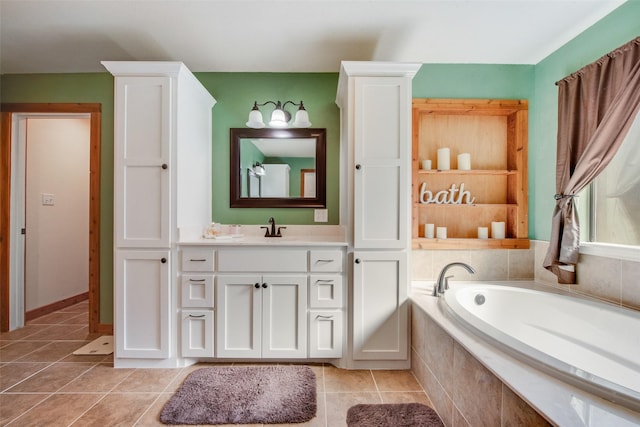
230,128,326,208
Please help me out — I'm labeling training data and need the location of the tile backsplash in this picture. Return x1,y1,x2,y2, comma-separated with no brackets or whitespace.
533,240,640,311
411,240,640,311
411,246,534,282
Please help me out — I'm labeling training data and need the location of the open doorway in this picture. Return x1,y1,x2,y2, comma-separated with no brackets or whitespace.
0,103,101,333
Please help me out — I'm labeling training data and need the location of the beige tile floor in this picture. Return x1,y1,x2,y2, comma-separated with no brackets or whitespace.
0,300,435,426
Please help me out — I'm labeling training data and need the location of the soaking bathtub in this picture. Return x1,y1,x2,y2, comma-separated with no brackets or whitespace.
441,284,640,412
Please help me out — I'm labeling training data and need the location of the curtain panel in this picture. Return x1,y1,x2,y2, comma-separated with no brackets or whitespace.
543,37,640,284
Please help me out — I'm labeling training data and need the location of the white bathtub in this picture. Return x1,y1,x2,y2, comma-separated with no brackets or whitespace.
441,284,640,412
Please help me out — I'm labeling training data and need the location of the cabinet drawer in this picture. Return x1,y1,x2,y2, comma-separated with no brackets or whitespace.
181,248,215,272
309,275,343,308
218,249,307,272
181,310,214,358
181,275,214,307
309,250,343,272
309,310,343,358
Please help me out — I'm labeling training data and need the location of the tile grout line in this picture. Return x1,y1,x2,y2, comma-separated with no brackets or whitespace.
56,358,139,425
369,369,383,403
132,365,189,426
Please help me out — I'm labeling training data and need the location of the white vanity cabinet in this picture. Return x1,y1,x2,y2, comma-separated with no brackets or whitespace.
180,248,215,358
104,61,215,367
212,246,344,360
336,61,420,367
216,274,308,358
308,250,344,358
216,248,310,359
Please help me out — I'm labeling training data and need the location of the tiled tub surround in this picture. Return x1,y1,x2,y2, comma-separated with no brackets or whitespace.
410,241,640,426
410,287,640,426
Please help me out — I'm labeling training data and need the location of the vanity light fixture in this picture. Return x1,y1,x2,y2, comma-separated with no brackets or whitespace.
246,100,312,129
251,162,266,176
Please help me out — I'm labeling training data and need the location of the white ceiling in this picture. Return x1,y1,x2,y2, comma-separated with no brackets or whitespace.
0,0,627,74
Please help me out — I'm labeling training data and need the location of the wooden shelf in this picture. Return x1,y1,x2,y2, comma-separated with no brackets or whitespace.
417,169,517,175
412,238,530,250
415,203,517,208
411,98,529,246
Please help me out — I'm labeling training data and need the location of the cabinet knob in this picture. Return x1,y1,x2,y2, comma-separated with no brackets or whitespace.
355,258,361,264
355,164,361,170
254,283,260,289
262,283,268,288
161,163,168,170
161,258,167,263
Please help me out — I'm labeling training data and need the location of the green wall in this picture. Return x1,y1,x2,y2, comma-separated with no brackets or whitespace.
1,0,636,324
529,0,640,240
194,73,341,225
1,73,116,324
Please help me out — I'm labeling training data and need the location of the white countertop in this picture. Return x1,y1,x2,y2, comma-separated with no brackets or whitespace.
178,225,348,247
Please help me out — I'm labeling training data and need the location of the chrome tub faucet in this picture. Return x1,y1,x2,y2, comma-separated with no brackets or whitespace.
433,262,476,296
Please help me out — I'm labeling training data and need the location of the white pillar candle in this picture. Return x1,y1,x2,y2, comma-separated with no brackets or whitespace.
457,153,471,170
437,148,450,170
425,223,435,238
477,226,488,239
421,159,432,170
491,221,506,239
436,226,447,239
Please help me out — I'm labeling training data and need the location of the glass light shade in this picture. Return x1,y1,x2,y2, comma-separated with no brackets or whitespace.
246,109,265,128
292,109,312,128
253,164,266,176
268,108,288,128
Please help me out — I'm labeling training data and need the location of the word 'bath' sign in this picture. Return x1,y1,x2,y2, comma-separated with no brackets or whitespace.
419,182,476,204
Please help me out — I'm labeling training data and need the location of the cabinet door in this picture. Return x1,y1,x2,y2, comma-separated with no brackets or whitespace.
261,275,308,358
353,77,410,249
309,310,343,358
352,251,408,360
115,250,170,359
114,76,171,248
181,310,214,358
216,275,261,358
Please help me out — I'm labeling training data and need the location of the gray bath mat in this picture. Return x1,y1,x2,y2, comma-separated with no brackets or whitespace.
160,365,317,425
347,402,444,427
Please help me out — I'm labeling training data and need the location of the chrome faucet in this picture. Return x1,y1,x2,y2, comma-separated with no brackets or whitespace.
433,262,476,296
261,216,286,237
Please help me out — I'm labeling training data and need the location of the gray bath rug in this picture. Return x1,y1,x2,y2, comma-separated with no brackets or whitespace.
347,402,444,427
160,365,317,425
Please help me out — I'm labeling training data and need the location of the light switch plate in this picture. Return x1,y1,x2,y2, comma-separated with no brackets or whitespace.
314,209,328,222
41,193,55,206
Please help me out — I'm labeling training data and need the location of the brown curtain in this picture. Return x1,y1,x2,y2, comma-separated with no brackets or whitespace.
543,37,640,284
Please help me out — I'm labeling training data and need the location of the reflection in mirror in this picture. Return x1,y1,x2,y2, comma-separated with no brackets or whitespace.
230,128,326,208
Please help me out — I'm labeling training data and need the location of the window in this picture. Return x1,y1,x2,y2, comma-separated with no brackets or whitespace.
583,110,640,250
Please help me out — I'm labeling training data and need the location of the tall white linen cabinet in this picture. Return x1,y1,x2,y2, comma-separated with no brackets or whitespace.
336,62,421,369
103,61,215,368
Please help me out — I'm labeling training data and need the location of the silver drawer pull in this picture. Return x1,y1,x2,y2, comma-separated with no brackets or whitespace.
315,279,334,284
316,315,334,319
189,258,207,262
187,314,206,318
316,259,334,263
189,278,206,282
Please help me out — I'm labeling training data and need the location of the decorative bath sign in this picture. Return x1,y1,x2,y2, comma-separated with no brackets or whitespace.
419,182,476,204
